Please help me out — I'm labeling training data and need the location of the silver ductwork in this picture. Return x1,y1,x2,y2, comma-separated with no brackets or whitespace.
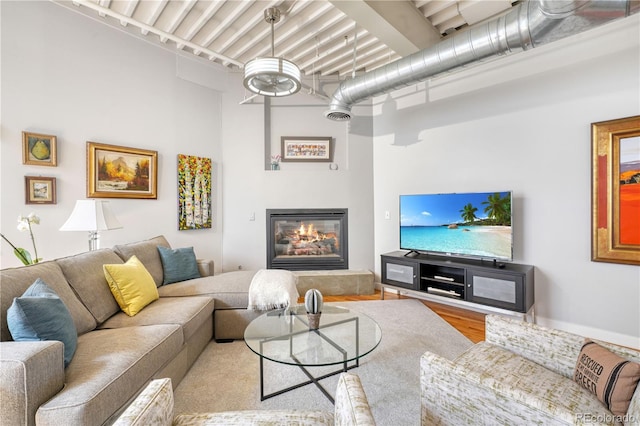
324,0,636,121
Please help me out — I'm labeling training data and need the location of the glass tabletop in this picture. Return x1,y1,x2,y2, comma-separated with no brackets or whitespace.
244,304,382,367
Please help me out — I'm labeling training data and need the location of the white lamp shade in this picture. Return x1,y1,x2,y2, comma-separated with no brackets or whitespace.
60,200,123,231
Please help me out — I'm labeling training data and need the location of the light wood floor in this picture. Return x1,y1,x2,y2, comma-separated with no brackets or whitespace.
299,289,486,343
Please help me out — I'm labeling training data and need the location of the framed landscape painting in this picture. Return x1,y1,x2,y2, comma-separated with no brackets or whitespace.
591,115,640,265
87,142,158,199
25,176,56,204
177,154,212,230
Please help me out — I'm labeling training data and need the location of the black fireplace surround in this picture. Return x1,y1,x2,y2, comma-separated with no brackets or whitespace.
266,208,348,270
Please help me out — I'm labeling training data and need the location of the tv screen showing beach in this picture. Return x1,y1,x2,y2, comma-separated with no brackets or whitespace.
400,191,513,260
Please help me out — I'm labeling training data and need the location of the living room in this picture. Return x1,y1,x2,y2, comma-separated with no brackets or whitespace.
1,0,638,357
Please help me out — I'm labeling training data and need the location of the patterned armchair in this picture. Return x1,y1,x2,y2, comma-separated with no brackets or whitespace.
114,372,375,426
421,314,640,425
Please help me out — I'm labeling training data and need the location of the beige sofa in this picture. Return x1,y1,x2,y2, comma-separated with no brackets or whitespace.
113,373,376,425
0,236,262,426
421,314,640,425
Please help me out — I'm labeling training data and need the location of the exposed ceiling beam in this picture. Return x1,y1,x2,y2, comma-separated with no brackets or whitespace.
329,0,441,56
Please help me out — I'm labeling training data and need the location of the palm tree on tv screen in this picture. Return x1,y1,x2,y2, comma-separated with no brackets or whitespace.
482,193,511,226
459,203,478,224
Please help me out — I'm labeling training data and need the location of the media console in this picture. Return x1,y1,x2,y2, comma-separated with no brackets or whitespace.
381,251,534,319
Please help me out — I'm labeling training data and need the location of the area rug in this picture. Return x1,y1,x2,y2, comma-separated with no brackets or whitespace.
173,299,473,425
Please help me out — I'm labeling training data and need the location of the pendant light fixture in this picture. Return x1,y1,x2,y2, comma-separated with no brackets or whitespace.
243,8,301,97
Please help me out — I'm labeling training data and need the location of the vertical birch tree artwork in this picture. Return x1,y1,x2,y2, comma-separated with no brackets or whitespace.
178,154,212,230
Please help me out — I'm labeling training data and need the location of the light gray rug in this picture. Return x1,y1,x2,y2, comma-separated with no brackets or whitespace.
174,299,473,425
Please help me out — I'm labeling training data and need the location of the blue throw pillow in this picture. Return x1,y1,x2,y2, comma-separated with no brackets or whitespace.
7,278,78,368
157,246,201,285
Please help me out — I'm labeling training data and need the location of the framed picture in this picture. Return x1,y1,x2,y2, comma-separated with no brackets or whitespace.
591,115,640,265
22,131,57,166
281,137,333,162
87,141,158,199
177,154,212,230
25,176,56,204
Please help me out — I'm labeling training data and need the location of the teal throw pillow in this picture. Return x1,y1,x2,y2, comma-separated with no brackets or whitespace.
157,246,201,285
7,278,78,368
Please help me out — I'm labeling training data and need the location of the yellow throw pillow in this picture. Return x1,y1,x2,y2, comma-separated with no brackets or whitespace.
103,255,159,316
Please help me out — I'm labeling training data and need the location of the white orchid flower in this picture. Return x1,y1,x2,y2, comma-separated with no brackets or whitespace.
6,212,42,265
17,220,29,232
27,213,40,224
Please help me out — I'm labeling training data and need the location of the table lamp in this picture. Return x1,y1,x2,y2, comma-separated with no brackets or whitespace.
60,200,122,251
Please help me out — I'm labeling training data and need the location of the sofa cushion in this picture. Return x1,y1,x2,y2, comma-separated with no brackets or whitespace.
174,411,334,425
36,324,183,426
113,378,174,426
157,246,200,285
56,249,123,323
157,270,256,309
104,256,159,316
574,339,640,416
0,261,96,341
7,279,78,367
113,235,170,286
453,342,617,423
98,296,214,342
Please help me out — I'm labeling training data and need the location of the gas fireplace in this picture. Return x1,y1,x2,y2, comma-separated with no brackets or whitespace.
266,209,348,270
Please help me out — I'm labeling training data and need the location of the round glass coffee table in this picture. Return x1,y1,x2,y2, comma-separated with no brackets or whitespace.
244,304,382,403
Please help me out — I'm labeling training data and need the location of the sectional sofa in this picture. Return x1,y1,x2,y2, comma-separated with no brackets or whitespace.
0,235,263,426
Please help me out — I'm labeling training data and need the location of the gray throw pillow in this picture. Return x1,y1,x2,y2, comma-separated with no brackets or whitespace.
157,246,201,285
7,278,78,367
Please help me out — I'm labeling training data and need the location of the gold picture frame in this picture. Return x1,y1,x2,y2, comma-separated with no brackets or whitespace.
591,115,640,265
22,131,57,166
281,136,333,162
25,176,56,204
87,141,158,199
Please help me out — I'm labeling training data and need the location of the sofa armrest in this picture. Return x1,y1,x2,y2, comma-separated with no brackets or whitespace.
113,378,174,426
0,341,65,426
485,315,640,382
485,314,589,379
196,259,214,277
334,373,376,425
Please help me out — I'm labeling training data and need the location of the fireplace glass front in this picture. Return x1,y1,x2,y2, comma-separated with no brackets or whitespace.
266,209,348,270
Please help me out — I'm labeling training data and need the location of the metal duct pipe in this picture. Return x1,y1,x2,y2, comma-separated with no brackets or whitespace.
324,0,634,121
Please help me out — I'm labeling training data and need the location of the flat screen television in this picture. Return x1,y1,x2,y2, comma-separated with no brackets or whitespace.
399,191,513,261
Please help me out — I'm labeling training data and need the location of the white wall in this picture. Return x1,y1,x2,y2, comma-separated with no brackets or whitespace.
0,1,224,267
219,76,375,272
372,16,640,347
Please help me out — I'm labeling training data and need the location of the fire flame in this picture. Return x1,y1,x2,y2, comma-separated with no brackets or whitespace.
297,223,319,240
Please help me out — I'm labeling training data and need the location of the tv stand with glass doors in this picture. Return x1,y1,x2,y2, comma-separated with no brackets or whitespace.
381,251,534,321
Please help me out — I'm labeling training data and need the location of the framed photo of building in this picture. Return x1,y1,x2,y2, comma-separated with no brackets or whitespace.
591,115,640,265
87,141,158,199
22,131,57,166
281,137,332,162
25,176,56,204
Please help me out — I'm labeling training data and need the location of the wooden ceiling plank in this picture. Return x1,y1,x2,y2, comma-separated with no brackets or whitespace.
119,0,139,26
140,0,169,35
160,0,197,43
210,0,281,57
177,0,226,51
